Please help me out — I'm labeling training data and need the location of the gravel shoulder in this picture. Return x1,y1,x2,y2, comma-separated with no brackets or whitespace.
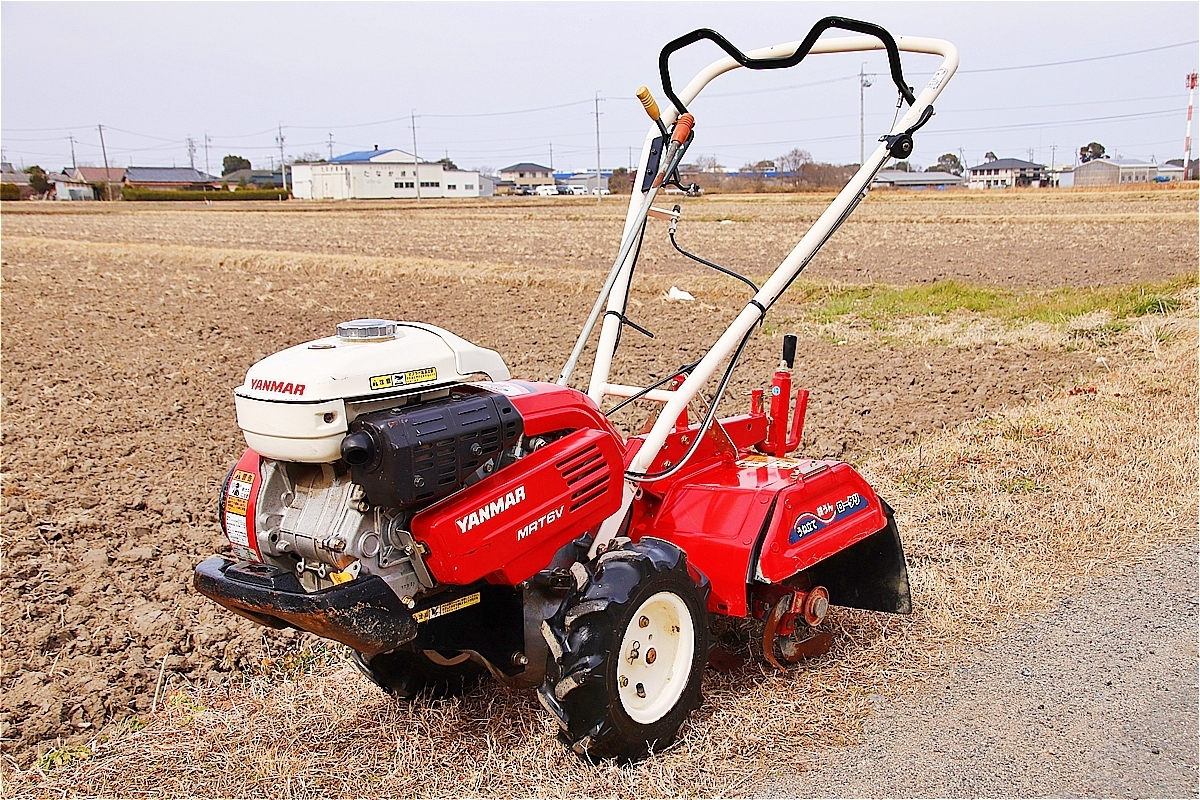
760,539,1200,798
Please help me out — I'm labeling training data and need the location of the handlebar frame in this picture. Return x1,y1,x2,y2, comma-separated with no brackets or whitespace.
658,17,917,116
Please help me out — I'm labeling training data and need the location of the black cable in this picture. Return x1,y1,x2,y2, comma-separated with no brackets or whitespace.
668,230,759,295
624,324,757,482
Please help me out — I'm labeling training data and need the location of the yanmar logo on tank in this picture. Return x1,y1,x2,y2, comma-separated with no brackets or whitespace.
249,378,306,396
456,485,526,533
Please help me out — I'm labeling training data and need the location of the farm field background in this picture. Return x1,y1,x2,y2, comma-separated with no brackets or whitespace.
2,188,1196,795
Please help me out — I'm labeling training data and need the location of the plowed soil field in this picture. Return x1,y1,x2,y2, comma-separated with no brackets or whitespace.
1,188,1195,775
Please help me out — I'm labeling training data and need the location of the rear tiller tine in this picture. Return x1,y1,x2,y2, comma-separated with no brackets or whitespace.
762,593,832,669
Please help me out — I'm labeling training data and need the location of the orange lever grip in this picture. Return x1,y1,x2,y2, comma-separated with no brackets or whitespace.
671,113,695,145
636,86,661,121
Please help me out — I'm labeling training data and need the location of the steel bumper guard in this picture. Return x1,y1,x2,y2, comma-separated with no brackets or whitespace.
193,556,418,655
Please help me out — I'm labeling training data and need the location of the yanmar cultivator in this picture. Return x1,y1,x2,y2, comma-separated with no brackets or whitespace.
195,17,957,760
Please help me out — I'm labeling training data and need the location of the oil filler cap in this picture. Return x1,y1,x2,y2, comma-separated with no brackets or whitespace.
336,319,397,341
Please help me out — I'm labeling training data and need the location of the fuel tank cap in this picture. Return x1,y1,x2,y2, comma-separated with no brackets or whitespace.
336,319,398,341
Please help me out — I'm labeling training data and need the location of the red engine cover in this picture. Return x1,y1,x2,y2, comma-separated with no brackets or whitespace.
411,426,624,586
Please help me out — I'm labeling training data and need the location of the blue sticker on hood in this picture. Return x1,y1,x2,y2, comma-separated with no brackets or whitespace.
789,492,869,544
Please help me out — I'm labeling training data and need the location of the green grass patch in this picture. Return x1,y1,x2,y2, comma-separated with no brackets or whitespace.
35,744,91,773
788,274,1195,326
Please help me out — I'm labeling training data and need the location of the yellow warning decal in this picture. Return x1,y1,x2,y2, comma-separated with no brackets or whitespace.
232,470,256,485
370,367,438,391
413,591,481,624
226,496,249,516
736,454,807,469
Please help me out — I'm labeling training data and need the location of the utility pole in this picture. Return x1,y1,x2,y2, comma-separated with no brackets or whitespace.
549,142,553,172
187,136,197,170
204,133,212,178
411,110,421,200
594,91,602,201
327,132,334,160
859,63,873,166
67,135,77,172
1185,72,1198,180
275,123,287,191
97,124,113,201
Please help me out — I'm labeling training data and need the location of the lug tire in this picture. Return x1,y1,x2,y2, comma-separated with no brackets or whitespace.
353,648,484,700
538,537,710,761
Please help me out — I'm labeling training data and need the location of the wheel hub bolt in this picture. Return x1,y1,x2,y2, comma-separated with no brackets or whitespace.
638,616,649,628
619,675,629,687
645,648,657,664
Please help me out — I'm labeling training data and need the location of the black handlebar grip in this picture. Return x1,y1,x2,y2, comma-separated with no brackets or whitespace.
659,17,915,116
782,334,798,369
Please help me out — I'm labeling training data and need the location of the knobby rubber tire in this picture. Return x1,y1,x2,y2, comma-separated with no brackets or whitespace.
354,648,485,700
539,537,710,761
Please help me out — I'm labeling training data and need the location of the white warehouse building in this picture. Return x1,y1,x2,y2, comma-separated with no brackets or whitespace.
291,147,481,200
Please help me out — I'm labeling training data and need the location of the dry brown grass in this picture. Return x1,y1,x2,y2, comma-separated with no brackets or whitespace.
7,305,1195,799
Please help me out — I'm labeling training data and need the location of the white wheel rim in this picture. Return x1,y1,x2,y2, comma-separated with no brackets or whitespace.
615,591,695,724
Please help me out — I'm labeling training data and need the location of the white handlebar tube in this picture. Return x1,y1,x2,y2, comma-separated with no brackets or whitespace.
577,34,958,556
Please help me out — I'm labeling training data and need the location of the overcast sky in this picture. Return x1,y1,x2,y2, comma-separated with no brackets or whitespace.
2,2,1197,175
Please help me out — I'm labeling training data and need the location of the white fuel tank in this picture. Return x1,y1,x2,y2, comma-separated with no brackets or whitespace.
234,319,510,463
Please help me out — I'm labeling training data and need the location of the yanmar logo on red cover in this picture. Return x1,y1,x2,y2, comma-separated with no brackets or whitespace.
250,378,306,396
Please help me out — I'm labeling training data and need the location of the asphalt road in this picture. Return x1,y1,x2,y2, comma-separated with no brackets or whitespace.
760,540,1199,798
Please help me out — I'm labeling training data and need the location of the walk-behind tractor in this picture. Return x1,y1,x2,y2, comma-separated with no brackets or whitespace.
195,18,957,760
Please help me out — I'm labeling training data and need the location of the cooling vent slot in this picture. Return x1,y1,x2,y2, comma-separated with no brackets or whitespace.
557,443,609,512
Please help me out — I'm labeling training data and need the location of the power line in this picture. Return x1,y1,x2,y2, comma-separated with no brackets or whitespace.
960,39,1199,74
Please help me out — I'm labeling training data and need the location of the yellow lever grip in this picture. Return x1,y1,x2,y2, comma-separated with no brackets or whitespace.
636,86,661,122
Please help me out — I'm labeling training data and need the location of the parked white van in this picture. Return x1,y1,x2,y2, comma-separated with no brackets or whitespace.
535,185,559,197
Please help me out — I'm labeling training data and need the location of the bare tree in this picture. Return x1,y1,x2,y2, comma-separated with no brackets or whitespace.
693,155,724,173
777,148,812,188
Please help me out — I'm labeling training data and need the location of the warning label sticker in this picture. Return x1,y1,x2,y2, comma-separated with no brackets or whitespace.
413,591,481,624
225,512,250,547
370,367,438,391
228,470,254,515
736,454,808,469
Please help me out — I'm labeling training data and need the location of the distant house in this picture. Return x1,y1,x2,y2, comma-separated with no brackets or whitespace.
74,166,125,184
478,174,497,197
1073,157,1157,187
966,158,1047,189
74,167,125,199
291,147,480,200
560,172,612,193
1163,158,1198,180
1,162,35,199
51,171,95,200
123,167,218,191
221,168,283,188
498,162,554,188
872,170,964,190
1156,163,1185,181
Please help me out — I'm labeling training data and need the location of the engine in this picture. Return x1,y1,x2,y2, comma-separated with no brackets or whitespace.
215,319,624,608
